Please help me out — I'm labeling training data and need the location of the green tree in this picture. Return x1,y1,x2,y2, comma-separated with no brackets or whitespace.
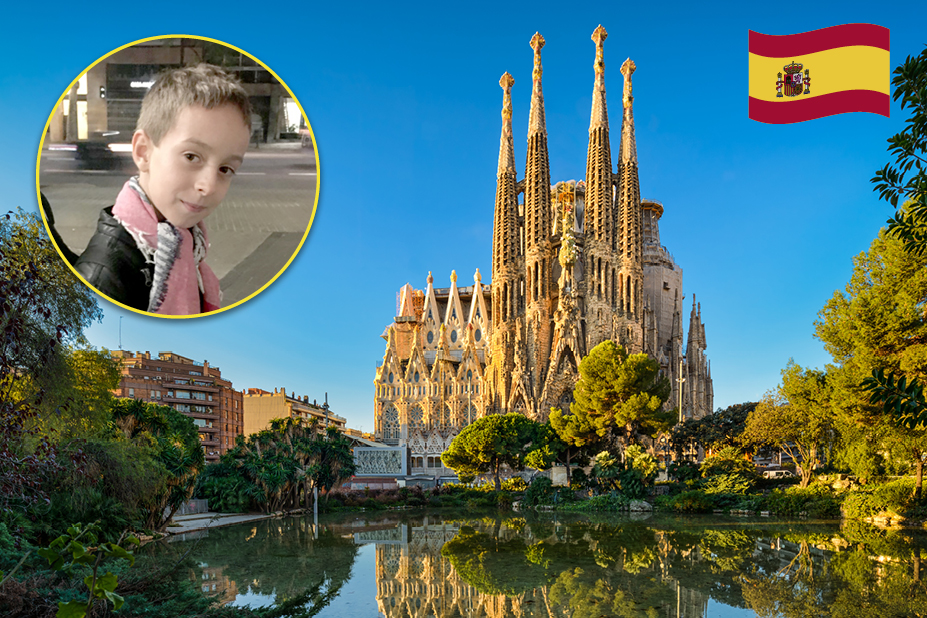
0,210,101,414
548,406,599,485
671,402,757,457
225,418,356,513
741,362,833,488
110,399,205,529
0,210,103,530
441,413,549,490
815,230,927,497
569,340,672,448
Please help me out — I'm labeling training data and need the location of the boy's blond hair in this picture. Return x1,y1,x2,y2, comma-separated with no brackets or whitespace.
136,63,252,145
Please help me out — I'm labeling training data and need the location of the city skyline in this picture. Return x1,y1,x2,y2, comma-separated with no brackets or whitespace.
4,2,926,433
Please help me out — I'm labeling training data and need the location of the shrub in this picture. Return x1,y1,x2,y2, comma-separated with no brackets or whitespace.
841,479,916,521
668,460,700,483
524,477,554,507
501,477,529,492
700,473,755,495
617,468,649,500
667,490,714,513
570,468,591,490
561,492,630,512
764,484,842,518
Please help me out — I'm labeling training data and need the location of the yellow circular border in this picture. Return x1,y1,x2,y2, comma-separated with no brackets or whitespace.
35,34,320,319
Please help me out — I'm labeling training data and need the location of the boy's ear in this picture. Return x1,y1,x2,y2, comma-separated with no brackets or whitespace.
132,130,153,173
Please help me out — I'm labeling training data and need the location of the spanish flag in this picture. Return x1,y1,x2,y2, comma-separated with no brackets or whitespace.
748,24,890,124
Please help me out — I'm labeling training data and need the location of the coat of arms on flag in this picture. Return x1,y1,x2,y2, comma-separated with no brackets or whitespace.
749,24,889,123
776,62,810,97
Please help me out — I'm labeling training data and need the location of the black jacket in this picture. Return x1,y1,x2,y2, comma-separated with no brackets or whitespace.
74,207,153,311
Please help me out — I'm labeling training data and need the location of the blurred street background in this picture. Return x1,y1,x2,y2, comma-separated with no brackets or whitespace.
40,142,316,306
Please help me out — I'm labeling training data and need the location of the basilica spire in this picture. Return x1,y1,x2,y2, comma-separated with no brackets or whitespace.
524,32,553,403
493,73,519,276
525,32,552,256
492,72,521,315
616,58,642,316
585,24,614,247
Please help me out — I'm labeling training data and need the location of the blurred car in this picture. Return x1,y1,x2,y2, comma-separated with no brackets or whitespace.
73,131,132,170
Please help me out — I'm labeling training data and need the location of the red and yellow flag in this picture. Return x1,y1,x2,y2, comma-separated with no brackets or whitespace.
748,24,890,123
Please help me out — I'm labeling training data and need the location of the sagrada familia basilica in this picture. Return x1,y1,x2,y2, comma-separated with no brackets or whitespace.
373,27,713,471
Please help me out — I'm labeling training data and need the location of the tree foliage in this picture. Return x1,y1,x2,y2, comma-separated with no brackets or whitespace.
548,406,598,485
441,413,550,490
0,210,104,531
741,362,833,488
569,340,672,447
873,45,927,255
0,210,102,414
671,402,756,457
110,399,205,530
815,229,927,497
223,418,356,513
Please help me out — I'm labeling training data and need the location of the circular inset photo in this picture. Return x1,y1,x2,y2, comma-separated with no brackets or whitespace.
37,35,318,318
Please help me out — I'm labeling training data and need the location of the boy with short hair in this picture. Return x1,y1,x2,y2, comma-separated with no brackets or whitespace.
75,64,252,315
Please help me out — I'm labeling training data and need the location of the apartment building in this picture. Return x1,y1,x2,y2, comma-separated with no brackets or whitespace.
242,388,347,436
113,350,243,462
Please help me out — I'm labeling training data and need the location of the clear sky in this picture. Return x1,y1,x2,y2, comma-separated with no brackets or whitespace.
2,2,925,433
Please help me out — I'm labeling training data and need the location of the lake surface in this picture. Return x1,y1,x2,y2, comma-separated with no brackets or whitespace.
152,509,927,617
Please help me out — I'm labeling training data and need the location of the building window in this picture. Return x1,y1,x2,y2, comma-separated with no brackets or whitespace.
414,371,419,382
427,331,434,344
383,406,400,441
128,388,134,396
389,372,394,383
408,406,424,431
475,329,482,342
451,330,458,343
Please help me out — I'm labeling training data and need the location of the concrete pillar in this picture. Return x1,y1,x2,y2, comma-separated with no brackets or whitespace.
66,83,79,142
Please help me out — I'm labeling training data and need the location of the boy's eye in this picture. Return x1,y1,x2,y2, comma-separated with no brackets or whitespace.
184,153,199,162
219,166,236,176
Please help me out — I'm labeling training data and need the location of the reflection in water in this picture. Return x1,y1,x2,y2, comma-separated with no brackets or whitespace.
162,512,927,617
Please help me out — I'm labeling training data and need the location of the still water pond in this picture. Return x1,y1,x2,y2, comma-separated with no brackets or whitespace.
154,510,927,617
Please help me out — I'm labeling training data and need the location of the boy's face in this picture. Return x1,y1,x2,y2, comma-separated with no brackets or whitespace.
132,104,251,229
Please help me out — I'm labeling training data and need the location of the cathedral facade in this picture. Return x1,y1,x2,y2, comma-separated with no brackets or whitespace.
374,27,713,472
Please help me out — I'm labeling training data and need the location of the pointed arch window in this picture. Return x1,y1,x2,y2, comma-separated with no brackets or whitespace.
408,406,424,431
383,406,400,442
452,307,457,320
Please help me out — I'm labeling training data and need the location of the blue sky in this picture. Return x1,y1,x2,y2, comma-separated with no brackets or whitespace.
2,2,925,433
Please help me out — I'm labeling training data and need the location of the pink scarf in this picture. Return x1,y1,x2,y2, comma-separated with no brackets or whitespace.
112,179,221,315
